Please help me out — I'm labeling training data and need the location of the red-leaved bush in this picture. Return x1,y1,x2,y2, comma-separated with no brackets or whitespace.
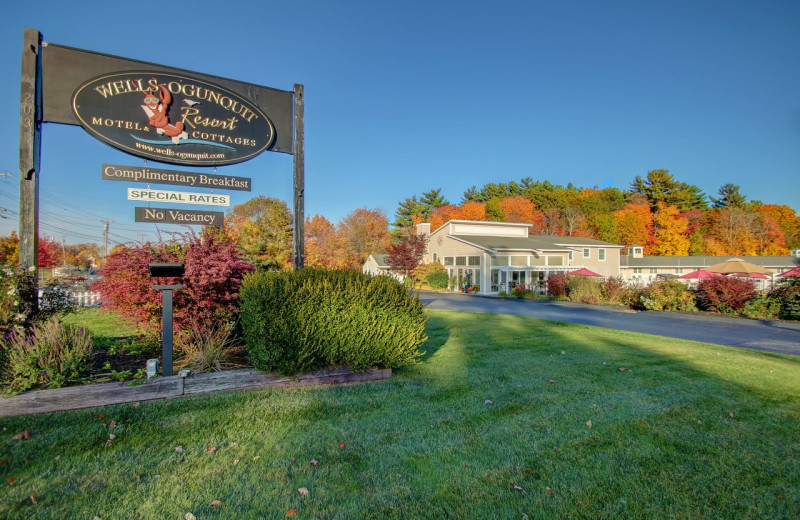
547,272,568,298
92,230,254,333
696,277,756,313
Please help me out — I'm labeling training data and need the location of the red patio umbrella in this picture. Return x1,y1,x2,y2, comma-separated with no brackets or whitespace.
678,269,724,279
778,266,800,278
569,267,602,277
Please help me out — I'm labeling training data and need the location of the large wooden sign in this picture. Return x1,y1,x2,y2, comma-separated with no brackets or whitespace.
73,72,275,166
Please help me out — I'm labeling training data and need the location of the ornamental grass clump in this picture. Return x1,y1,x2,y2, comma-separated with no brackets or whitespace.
0,317,93,393
240,269,427,375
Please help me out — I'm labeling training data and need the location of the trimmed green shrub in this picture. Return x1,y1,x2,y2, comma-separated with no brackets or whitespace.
427,271,449,290
769,276,800,320
637,279,697,312
567,276,602,304
1,317,93,393
240,269,427,375
741,295,781,320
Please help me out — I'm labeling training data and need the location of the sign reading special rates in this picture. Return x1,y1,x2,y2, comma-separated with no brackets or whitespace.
72,72,275,166
127,188,230,206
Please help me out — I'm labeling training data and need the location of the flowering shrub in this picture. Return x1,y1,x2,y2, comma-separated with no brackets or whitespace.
0,265,37,333
92,230,254,334
1,317,93,393
696,277,756,314
512,284,536,298
601,277,629,304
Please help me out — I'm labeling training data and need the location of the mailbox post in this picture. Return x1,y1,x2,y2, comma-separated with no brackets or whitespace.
149,263,184,376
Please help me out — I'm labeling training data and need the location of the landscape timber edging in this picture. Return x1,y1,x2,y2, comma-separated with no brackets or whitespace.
0,366,392,417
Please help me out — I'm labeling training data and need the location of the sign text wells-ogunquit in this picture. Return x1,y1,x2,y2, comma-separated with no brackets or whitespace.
72,72,275,166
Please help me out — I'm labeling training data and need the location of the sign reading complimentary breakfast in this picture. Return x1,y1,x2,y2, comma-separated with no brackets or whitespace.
72,72,275,166
102,164,251,191
127,188,230,207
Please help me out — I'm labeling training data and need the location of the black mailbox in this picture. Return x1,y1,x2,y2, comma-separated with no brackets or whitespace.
148,263,185,278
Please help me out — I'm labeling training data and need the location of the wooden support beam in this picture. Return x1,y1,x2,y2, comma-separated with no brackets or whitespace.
292,84,305,269
19,28,42,304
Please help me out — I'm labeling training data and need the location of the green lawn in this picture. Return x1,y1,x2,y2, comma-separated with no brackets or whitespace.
2,310,799,519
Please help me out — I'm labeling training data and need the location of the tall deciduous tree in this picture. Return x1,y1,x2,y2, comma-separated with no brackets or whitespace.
703,207,757,255
652,203,690,255
0,232,19,265
225,196,293,270
613,203,654,249
304,214,344,268
337,208,391,270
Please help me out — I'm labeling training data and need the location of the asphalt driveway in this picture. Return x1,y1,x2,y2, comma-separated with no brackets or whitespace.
419,291,800,356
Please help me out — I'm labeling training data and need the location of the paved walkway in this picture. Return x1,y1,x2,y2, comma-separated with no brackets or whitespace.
419,291,800,356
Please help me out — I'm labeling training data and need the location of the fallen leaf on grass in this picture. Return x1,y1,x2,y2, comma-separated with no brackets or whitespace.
285,509,298,517
133,402,140,408
8,476,17,485
586,421,593,428
339,442,346,449
185,514,197,520
210,500,222,506
109,421,117,429
619,367,629,372
309,459,319,466
548,379,556,385
98,413,105,420
175,446,184,453
253,456,260,461
290,458,295,465
29,494,37,504
233,459,239,466
298,487,309,496
135,475,141,482
485,399,493,405
108,434,116,441
513,485,526,494
729,412,735,418
12,430,31,441
208,446,217,454
546,486,553,493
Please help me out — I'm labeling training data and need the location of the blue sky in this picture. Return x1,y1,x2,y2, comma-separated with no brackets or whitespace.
1,0,798,247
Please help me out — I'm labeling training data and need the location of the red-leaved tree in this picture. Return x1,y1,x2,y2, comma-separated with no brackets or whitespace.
696,277,756,313
92,230,254,334
386,233,428,278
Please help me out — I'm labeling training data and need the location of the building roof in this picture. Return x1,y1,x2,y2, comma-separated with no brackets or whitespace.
621,255,799,269
449,234,621,252
368,254,390,268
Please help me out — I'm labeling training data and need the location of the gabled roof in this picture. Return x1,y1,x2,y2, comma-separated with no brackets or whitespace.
367,254,390,268
448,234,620,253
621,255,799,269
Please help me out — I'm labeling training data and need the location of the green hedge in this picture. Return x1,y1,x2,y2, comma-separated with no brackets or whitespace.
240,269,428,375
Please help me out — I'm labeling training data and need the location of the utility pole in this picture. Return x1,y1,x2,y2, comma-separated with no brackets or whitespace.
102,220,109,260
139,233,147,245
61,235,66,266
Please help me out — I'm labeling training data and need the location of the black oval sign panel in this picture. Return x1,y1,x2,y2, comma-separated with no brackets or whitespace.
72,72,275,166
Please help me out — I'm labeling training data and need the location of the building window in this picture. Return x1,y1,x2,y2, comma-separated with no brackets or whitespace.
568,251,573,261
468,256,481,266
675,268,683,274
634,247,643,255
650,268,657,274
433,253,438,263
633,268,642,274
456,257,467,266
598,248,606,261
583,248,590,259
444,257,454,266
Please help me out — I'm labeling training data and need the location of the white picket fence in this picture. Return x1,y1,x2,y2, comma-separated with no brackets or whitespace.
38,288,102,307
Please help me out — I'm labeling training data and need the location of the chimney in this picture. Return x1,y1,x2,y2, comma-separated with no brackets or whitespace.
416,223,431,237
